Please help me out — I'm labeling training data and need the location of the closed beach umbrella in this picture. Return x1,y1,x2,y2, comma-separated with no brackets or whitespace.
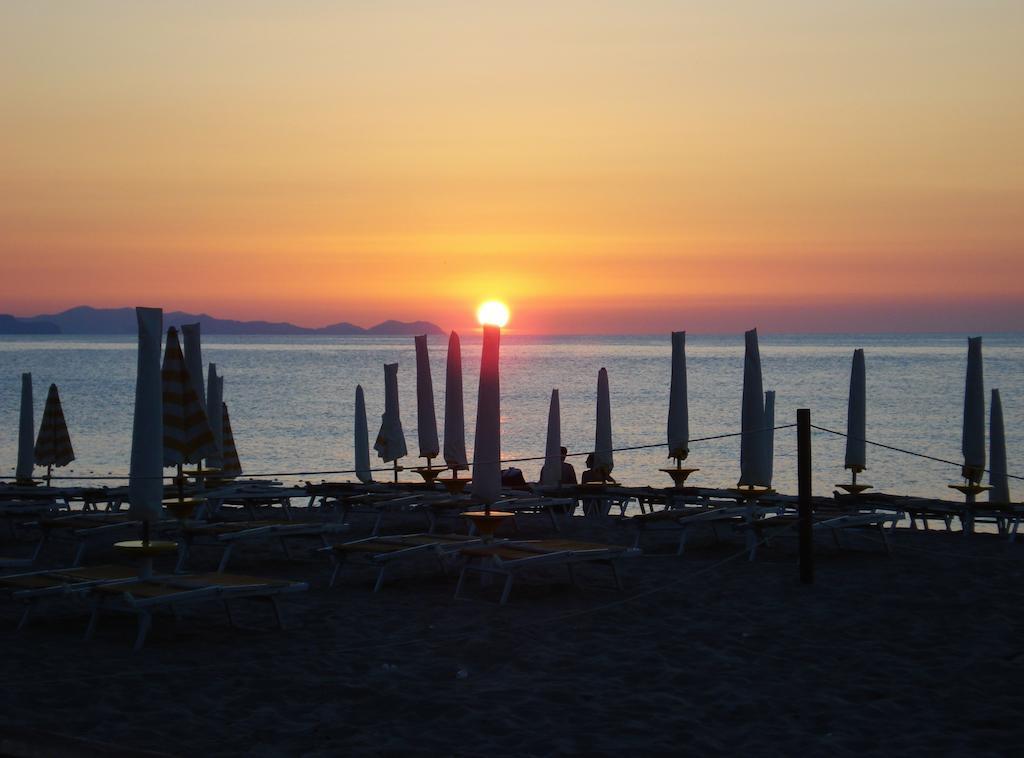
541,389,562,487
374,363,408,464
739,328,768,486
594,368,614,478
443,331,468,470
472,325,502,503
763,390,775,488
15,373,34,483
845,349,867,471
220,402,243,479
181,323,206,412
354,385,372,483
414,335,440,462
34,384,75,484
667,331,689,461
129,307,164,522
206,364,224,469
989,389,1009,502
961,336,985,482
162,327,216,466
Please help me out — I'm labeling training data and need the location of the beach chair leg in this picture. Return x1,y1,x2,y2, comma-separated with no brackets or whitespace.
270,596,285,629
1008,520,1019,544
17,603,34,632
175,542,190,573
280,537,294,560
85,603,102,641
72,540,87,567
373,566,388,593
677,527,689,556
879,526,891,555
217,544,234,573
499,574,514,605
454,566,469,600
134,612,152,651
223,600,236,628
833,528,842,549
747,531,759,562
372,512,383,537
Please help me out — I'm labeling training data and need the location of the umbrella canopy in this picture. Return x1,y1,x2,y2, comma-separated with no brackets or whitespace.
540,389,562,487
16,373,34,482
129,307,164,522
989,389,1009,503
763,390,776,488
414,335,440,460
374,363,407,462
962,336,985,482
34,383,74,468
594,367,614,478
206,363,224,469
220,402,243,478
181,323,206,412
739,328,768,486
844,348,867,471
472,325,502,503
162,327,216,466
667,331,689,460
354,384,372,483
443,331,468,470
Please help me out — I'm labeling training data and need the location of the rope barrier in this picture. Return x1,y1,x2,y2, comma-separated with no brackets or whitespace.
810,424,1024,482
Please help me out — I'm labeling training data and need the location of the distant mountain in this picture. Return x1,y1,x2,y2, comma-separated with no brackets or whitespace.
12,306,444,336
0,314,60,334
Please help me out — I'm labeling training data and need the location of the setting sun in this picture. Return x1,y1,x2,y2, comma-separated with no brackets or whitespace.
477,300,510,328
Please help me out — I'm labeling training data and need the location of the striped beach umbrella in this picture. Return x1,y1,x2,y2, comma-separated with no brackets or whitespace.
374,363,408,470
415,335,440,464
961,336,985,483
130,307,164,522
206,364,224,469
739,328,769,487
354,385,372,483
472,325,501,504
220,402,243,478
593,367,614,479
443,331,468,471
34,383,74,484
181,323,206,412
667,331,689,461
540,389,562,487
844,349,867,472
162,327,216,466
16,373,34,483
989,389,1009,503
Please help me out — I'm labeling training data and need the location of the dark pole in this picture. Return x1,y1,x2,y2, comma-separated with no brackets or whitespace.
797,408,814,584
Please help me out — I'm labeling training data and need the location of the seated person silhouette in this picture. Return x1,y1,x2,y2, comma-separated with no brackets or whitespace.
539,446,577,485
581,453,617,485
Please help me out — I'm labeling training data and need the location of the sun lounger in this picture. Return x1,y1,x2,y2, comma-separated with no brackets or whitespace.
0,564,141,630
32,513,144,566
319,532,486,591
627,504,779,555
86,572,309,650
737,511,901,561
175,520,350,572
455,539,641,604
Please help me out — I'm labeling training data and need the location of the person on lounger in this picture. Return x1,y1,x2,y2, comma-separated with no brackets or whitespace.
540,446,577,485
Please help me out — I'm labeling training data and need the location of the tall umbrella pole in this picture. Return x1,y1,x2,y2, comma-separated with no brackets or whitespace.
838,349,870,495
473,325,502,513
541,389,562,488
414,334,441,481
354,385,372,484
950,336,990,533
989,389,1009,503
16,373,34,485
594,368,614,481
129,307,164,544
662,331,698,487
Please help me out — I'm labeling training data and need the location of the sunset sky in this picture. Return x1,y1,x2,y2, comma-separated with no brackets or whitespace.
2,1,1022,334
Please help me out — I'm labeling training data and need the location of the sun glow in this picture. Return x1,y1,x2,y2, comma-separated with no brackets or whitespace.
477,300,510,328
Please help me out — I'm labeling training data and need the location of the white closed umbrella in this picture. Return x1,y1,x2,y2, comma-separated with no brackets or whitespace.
354,384,372,484
763,390,775,488
206,364,224,469
667,331,689,462
443,331,468,471
541,389,562,487
472,325,502,504
181,323,206,412
989,389,1009,503
374,363,407,480
414,335,440,465
16,373,34,483
962,336,985,483
845,349,867,472
739,328,768,486
594,367,614,479
129,307,164,523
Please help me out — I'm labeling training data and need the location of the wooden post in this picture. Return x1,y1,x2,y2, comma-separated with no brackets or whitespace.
797,408,814,585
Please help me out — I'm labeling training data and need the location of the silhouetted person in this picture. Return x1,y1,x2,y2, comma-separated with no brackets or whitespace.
581,453,616,485
540,446,577,485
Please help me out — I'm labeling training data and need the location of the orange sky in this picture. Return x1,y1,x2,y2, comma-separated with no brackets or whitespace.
1,2,1022,334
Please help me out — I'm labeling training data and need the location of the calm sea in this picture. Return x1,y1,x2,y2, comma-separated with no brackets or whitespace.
1,333,1021,501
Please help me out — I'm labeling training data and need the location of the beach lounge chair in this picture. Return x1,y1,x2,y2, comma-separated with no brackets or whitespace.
31,513,144,566
737,511,901,561
319,532,485,591
85,572,309,650
0,564,141,630
175,520,350,573
454,539,641,604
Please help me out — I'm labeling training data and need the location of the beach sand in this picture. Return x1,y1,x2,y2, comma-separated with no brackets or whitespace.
1,510,1023,756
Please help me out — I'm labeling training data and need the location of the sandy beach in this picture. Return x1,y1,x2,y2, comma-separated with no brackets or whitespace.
2,508,1023,757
